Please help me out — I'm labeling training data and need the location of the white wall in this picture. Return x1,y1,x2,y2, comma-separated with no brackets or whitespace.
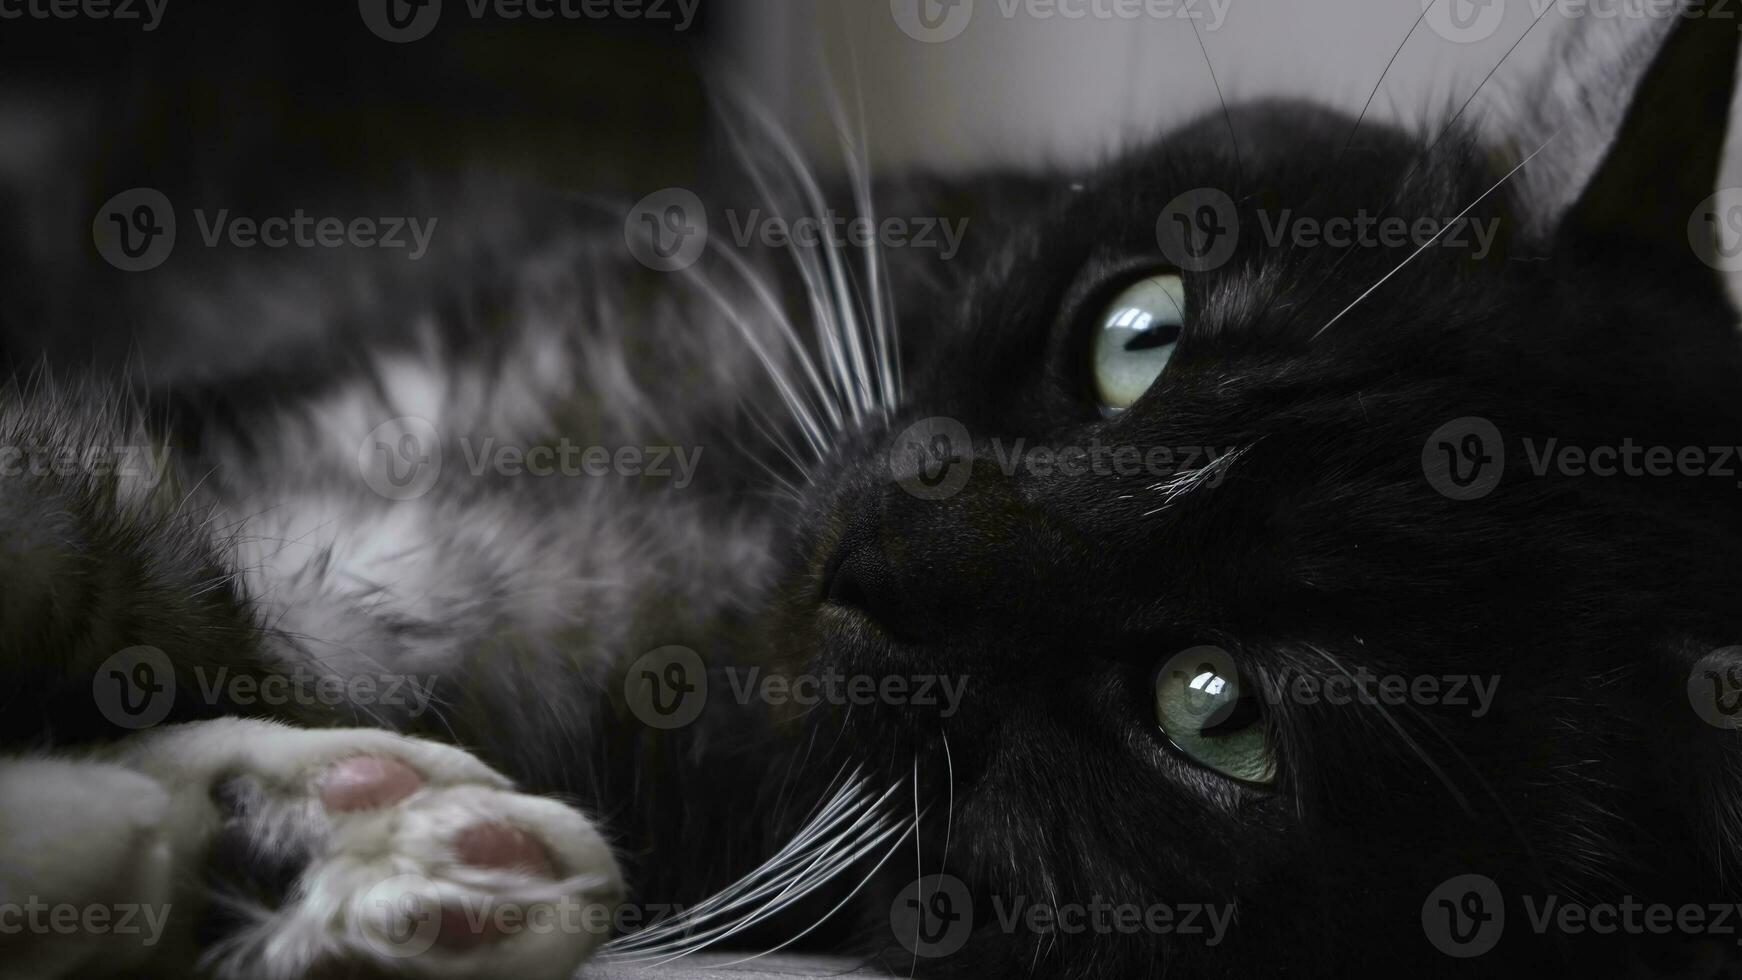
723,0,1584,172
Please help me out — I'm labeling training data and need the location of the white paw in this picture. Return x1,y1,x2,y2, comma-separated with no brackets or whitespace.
111,718,623,980
0,759,173,978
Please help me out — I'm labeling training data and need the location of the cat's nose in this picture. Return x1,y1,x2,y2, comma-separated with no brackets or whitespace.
822,499,924,641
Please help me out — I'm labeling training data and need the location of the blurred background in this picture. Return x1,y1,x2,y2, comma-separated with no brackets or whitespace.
0,0,1586,191
0,0,1722,375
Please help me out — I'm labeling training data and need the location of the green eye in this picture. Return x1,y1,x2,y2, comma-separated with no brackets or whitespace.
1093,273,1185,413
1153,647,1276,786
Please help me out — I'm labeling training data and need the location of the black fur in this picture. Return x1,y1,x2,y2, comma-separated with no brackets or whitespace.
4,6,1742,979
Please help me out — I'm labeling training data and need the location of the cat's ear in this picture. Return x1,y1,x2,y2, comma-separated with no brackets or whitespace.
1552,9,1739,256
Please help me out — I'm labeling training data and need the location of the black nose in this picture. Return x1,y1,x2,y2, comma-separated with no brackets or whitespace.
821,499,919,641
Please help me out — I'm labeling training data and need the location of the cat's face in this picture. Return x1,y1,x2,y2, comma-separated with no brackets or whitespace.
760,15,1742,978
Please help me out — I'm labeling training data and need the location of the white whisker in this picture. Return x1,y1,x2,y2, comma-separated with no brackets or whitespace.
1310,128,1561,341
600,777,908,961
941,733,955,873
731,92,879,424
708,238,845,433
630,816,912,967
826,44,900,417
1142,444,1252,517
704,818,917,971
717,107,863,424
677,267,831,459
601,779,876,952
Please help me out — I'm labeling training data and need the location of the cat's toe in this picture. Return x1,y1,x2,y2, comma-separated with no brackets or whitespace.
315,755,425,812
334,782,624,973
112,720,620,980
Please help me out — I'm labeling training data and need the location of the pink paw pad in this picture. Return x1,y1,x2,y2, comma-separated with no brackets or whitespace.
453,821,555,877
433,824,555,949
316,756,423,812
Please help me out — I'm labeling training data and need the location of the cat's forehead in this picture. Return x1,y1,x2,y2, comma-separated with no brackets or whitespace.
1107,106,1514,345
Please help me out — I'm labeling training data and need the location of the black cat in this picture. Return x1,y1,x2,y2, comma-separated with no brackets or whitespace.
1,5,1740,979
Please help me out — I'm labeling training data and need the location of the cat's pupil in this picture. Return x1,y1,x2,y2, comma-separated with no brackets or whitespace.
1199,692,1262,738
1124,323,1182,352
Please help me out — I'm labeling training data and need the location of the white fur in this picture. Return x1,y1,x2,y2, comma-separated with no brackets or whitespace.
0,759,173,978
0,719,622,979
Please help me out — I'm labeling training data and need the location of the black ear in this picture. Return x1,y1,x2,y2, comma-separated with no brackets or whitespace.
1559,7,1740,257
